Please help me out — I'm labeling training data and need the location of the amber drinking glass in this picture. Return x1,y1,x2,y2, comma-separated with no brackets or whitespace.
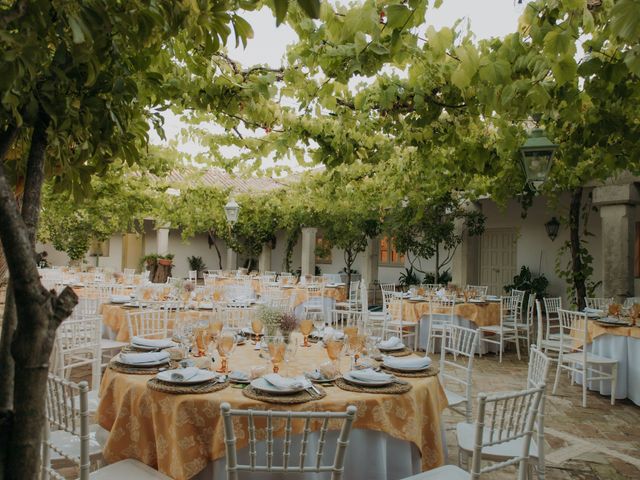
299,319,314,347
216,330,236,374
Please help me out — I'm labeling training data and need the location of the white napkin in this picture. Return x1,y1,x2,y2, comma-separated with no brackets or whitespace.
378,336,403,349
170,367,199,382
436,288,446,298
110,295,130,303
322,327,344,342
263,374,309,390
383,355,431,370
119,351,170,365
132,337,176,349
584,307,603,314
348,368,394,383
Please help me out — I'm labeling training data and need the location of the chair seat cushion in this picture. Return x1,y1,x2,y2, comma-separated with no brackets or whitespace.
49,425,103,460
90,459,172,479
563,352,617,364
401,464,469,480
444,389,466,407
456,422,538,460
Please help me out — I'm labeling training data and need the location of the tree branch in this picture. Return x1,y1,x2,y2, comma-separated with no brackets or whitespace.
0,125,19,163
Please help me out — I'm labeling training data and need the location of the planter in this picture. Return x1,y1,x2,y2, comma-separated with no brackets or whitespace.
158,258,173,266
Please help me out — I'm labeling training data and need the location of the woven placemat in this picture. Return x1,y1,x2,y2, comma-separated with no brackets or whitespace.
147,377,230,394
108,360,177,375
380,364,439,378
378,348,413,357
242,385,327,404
335,377,412,394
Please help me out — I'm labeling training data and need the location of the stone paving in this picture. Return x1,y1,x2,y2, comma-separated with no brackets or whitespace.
441,351,640,479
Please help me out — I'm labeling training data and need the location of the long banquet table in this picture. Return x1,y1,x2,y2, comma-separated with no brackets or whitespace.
97,337,448,479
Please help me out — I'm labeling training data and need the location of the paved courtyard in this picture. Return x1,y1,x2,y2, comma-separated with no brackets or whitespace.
441,351,640,479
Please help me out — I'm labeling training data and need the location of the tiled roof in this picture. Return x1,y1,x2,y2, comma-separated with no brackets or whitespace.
157,168,289,193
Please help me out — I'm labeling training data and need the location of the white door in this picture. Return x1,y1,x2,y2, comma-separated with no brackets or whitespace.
479,228,517,296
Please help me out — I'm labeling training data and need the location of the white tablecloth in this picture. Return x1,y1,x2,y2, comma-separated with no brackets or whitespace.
194,428,429,480
577,335,640,406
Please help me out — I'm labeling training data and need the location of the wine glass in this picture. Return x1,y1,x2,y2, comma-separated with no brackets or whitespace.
299,319,314,347
251,318,264,344
216,328,236,374
345,334,366,368
283,340,298,376
325,338,345,373
264,336,286,374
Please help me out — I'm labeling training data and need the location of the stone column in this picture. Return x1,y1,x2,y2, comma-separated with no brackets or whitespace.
259,244,272,273
226,247,238,270
451,202,481,286
156,226,170,256
300,227,317,276
360,237,379,288
593,184,640,301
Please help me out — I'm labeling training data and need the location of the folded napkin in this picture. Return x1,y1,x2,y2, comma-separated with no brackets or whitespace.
119,351,170,365
348,368,394,383
383,355,431,370
263,374,309,390
584,307,604,314
322,327,344,342
378,336,404,350
110,295,130,303
170,367,199,382
132,337,176,349
229,371,250,382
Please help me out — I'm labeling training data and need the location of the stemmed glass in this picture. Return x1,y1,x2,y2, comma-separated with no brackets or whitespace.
265,336,286,374
251,318,264,344
216,328,236,374
325,338,345,374
345,333,366,368
299,319,314,347
283,340,298,376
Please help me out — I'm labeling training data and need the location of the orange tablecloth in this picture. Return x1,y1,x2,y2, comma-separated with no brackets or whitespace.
587,322,640,343
98,338,448,479
398,300,501,327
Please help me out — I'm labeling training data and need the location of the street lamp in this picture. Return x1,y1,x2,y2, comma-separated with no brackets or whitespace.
519,128,558,191
224,198,240,226
545,217,560,241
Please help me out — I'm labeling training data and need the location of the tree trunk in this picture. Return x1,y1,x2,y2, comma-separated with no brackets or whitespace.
208,229,223,270
0,110,78,479
569,187,587,310
153,262,172,283
435,246,440,284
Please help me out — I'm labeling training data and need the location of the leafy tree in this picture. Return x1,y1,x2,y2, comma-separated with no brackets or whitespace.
0,1,319,476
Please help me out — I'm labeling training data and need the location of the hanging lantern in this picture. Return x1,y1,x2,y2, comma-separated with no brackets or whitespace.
224,198,240,225
519,128,558,191
545,217,560,241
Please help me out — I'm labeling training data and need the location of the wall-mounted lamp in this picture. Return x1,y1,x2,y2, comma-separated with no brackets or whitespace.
545,217,560,241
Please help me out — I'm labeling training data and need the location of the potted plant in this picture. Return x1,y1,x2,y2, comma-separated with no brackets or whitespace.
187,255,207,278
158,254,174,266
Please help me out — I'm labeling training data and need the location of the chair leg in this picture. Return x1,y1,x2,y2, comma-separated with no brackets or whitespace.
582,364,588,408
552,357,562,395
499,334,503,363
514,330,521,361
611,363,618,406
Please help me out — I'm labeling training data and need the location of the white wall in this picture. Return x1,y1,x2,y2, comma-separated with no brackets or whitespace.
36,235,123,271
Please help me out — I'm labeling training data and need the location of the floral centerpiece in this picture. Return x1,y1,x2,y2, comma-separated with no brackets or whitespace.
258,306,299,342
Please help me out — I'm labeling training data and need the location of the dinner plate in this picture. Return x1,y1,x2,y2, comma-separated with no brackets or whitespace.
250,377,306,395
116,354,169,367
595,317,631,326
228,371,250,384
377,343,405,352
342,371,394,387
156,369,218,384
304,371,338,383
382,360,431,372
468,298,486,304
130,341,176,351
198,303,214,310
280,285,294,289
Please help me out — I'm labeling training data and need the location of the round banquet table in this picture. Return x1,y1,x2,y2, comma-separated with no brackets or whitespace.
574,323,640,405
97,337,448,480
397,300,501,352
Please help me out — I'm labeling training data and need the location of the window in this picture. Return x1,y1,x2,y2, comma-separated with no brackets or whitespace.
379,236,405,266
315,231,332,264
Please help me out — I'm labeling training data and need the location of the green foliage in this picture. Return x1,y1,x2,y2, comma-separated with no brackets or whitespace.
504,265,550,304
398,266,420,289
555,240,601,307
187,256,207,274
423,270,452,285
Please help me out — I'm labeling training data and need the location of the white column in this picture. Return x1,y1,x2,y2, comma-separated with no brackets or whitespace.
226,248,238,270
593,184,639,301
259,244,272,272
156,227,170,256
300,227,317,276
360,237,379,288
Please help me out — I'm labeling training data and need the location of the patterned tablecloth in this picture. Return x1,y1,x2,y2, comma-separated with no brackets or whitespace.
398,300,501,327
98,337,448,480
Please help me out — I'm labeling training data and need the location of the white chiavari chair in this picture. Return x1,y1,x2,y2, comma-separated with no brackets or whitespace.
220,403,357,480
405,385,544,480
221,304,253,330
543,296,562,342
427,295,456,354
126,309,169,340
335,280,360,312
188,270,198,282
478,296,521,362
465,285,488,297
382,293,418,350
584,297,614,311
552,309,618,407
43,374,171,480
303,284,326,322
439,324,478,423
